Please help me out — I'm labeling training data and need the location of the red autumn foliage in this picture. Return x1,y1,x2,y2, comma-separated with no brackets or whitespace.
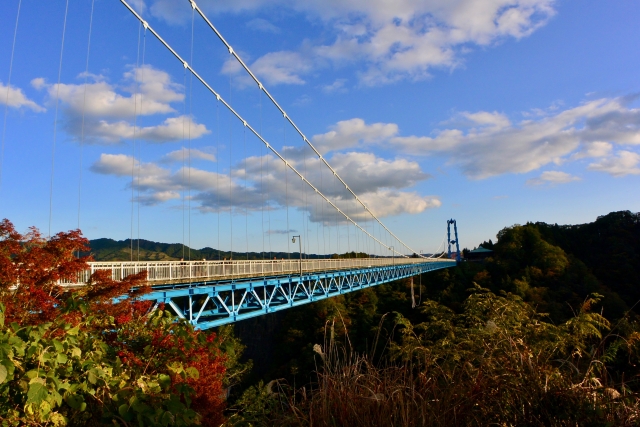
0,218,152,324
0,218,229,424
144,325,227,426
186,334,228,426
83,268,152,328
0,218,92,323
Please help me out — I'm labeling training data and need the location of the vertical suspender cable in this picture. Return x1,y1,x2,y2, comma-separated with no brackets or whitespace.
243,125,248,260
216,98,220,260
49,0,70,237
266,140,272,260
260,89,264,261
136,26,147,261
365,212,371,257
284,118,290,260
333,175,339,256
181,66,187,260
354,200,359,256
130,16,142,261
315,167,320,259
0,0,22,198
418,268,422,306
301,144,308,259
346,202,351,255
188,6,195,264
78,0,96,232
320,166,327,257
373,221,377,257
228,76,233,259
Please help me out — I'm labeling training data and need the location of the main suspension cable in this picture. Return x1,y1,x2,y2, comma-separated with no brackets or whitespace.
118,0,412,257
185,0,422,257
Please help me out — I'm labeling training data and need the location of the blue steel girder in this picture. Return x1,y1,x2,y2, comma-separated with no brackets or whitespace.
139,261,455,329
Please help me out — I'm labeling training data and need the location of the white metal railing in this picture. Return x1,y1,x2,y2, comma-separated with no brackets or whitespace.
59,257,453,286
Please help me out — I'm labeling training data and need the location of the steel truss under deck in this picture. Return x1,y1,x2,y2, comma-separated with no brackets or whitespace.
138,260,455,329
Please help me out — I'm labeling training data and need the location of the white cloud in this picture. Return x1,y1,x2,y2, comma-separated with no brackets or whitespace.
0,82,45,112
160,147,216,163
221,50,313,87
311,118,398,153
32,66,210,144
302,96,640,180
91,153,140,176
87,116,209,144
31,78,46,90
250,51,313,86
462,111,511,129
388,97,640,178
358,190,441,217
91,153,256,207
40,66,183,119
328,152,431,194
246,18,280,33
322,78,347,93
146,0,555,86
91,145,439,221
526,171,580,186
588,151,640,177
267,229,298,235
243,150,437,223
221,56,245,77
572,141,613,159
292,94,312,107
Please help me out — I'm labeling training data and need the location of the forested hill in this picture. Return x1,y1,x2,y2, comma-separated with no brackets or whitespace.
88,238,317,262
450,210,640,321
533,210,640,309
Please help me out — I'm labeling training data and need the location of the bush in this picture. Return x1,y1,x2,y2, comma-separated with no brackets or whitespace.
231,287,640,426
0,219,234,425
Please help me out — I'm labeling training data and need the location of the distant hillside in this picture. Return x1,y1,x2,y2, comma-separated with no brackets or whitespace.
422,210,640,321
532,210,640,311
87,238,333,262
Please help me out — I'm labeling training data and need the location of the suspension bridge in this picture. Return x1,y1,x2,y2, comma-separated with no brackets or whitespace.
1,0,459,329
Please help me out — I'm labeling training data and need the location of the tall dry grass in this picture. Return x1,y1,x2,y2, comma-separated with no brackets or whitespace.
227,288,640,426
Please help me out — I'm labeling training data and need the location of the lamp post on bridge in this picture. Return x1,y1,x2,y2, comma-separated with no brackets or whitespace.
292,235,302,278
391,245,395,267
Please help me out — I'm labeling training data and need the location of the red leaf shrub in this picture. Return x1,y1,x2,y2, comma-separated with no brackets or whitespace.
0,218,229,425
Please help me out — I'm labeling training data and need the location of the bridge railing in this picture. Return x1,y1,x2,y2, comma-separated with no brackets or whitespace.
60,257,452,286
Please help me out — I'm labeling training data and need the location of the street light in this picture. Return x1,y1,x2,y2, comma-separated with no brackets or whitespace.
391,245,395,267
292,235,302,277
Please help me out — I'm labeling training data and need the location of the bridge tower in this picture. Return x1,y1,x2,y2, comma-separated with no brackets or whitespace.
447,219,461,262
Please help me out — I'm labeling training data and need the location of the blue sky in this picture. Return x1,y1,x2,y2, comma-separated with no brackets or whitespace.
0,0,639,256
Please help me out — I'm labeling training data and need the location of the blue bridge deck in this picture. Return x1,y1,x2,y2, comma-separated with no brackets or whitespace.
67,258,456,329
